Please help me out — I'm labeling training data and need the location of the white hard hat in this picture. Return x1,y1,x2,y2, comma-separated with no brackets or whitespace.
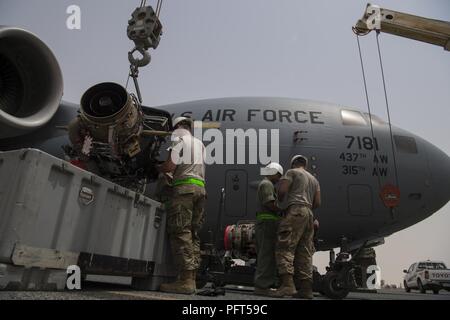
261,162,284,176
290,155,308,167
173,116,193,128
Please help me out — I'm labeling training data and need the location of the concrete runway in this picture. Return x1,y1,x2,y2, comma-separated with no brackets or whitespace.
1,282,450,300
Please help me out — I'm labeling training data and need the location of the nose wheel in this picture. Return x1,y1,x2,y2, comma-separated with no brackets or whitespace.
321,271,351,300
317,243,363,299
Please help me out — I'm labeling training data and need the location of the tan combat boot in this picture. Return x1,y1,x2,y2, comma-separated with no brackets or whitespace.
160,270,196,294
294,279,313,299
254,287,276,297
270,274,297,298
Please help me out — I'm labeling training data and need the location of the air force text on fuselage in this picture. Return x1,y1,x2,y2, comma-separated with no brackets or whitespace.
170,108,325,168
173,108,325,124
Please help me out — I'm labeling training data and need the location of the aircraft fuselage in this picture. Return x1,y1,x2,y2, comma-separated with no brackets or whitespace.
2,97,449,251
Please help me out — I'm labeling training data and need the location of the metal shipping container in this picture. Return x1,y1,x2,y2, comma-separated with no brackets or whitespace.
0,148,175,290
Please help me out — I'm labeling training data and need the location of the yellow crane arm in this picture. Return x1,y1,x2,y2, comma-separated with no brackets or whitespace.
354,3,450,51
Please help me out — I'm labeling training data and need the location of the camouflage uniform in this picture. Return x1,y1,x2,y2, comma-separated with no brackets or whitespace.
276,205,314,280
276,168,320,282
154,172,173,214
167,184,206,271
254,178,280,290
166,130,206,272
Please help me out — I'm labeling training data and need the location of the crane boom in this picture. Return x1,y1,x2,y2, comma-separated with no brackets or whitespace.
354,3,450,51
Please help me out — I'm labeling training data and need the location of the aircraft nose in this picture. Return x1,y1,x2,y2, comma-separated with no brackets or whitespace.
427,143,450,211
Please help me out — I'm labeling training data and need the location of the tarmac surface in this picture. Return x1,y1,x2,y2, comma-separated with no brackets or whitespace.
1,281,450,300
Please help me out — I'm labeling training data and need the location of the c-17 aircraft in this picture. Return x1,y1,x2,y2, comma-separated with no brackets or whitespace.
0,4,449,299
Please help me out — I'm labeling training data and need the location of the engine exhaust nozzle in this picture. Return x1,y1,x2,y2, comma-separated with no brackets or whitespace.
79,82,142,143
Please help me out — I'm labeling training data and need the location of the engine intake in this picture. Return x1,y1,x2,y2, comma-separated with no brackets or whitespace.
0,26,63,139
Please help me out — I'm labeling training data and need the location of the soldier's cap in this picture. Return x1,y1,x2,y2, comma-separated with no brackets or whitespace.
261,162,284,176
290,155,308,167
173,116,193,129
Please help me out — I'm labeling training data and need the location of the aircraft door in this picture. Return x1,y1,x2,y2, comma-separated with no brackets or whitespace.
347,184,373,216
225,170,248,217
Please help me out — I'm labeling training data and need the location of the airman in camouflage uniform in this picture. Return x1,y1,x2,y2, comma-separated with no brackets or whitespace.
272,155,321,299
254,162,284,296
158,117,206,294
154,172,174,224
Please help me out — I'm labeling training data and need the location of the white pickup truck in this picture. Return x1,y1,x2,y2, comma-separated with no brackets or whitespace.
403,261,450,294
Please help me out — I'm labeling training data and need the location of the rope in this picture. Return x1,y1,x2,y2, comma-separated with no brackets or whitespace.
376,32,400,188
355,34,382,190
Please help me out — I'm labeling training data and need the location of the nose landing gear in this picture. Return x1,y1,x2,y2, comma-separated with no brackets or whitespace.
316,239,374,299
317,249,357,299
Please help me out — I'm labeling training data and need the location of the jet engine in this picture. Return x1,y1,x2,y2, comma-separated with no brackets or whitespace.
66,82,171,191
0,26,63,139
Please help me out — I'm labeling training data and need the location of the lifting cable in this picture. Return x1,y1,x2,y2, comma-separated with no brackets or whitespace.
354,32,382,192
375,32,400,189
156,0,164,18
353,28,400,193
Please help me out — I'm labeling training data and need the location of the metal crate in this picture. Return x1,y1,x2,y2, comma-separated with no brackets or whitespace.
0,148,175,290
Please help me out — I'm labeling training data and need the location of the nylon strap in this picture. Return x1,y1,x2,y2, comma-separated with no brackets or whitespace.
173,177,205,187
256,212,280,221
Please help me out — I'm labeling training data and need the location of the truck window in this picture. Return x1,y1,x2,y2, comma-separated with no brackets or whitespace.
427,262,447,270
417,263,426,270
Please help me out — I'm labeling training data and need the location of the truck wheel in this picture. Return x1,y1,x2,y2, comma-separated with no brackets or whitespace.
433,289,439,295
417,279,426,294
404,281,411,293
322,271,350,300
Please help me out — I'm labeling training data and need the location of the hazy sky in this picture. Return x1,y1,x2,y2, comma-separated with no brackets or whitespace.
1,0,449,285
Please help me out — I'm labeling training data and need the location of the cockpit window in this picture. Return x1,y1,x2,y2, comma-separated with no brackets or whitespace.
341,110,367,126
394,135,418,154
363,113,386,125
